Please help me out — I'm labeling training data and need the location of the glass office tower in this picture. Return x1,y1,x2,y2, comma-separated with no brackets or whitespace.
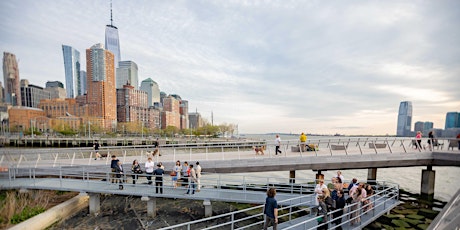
116,61,138,89
396,101,412,137
62,45,81,98
445,112,459,129
105,2,121,68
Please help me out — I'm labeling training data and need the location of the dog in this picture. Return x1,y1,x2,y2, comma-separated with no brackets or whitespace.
145,148,161,158
253,146,265,155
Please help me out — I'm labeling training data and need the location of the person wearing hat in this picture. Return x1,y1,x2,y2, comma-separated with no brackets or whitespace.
153,163,165,194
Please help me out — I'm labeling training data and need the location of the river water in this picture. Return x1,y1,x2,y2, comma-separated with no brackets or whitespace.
242,134,460,202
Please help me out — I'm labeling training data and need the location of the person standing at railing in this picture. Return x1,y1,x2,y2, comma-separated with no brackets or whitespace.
316,195,328,230
131,160,143,185
315,179,327,205
114,161,124,190
332,190,346,230
186,164,197,195
349,183,364,225
263,187,278,230
172,160,181,189
337,171,344,185
274,135,282,155
196,161,202,191
415,131,423,150
299,132,307,152
153,163,165,194
110,155,119,183
145,157,155,185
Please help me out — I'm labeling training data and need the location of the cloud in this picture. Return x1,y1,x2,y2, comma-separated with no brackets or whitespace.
1,0,459,135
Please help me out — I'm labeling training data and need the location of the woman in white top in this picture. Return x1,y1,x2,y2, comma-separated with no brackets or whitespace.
314,179,328,205
145,157,155,185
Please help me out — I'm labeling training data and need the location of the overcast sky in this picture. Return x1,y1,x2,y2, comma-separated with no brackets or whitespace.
1,0,459,135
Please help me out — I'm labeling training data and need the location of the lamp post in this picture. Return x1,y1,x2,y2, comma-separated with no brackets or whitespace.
88,121,91,139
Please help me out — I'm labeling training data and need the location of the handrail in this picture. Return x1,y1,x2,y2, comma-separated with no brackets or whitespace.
0,137,450,169
158,181,399,230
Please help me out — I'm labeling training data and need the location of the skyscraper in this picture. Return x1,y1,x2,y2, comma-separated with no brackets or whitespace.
80,70,87,94
445,112,459,129
105,1,121,68
116,61,138,89
140,78,160,107
396,101,412,137
62,45,81,98
86,43,117,129
2,52,21,106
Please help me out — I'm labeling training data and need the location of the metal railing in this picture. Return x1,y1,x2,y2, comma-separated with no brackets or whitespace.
0,137,453,169
158,181,399,230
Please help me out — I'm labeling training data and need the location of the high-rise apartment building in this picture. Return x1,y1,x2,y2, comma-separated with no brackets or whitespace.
20,79,51,108
2,52,21,106
62,45,82,98
116,61,138,89
162,96,180,129
116,83,147,123
189,112,204,129
445,112,460,129
0,81,3,103
80,71,87,94
86,43,117,130
180,100,189,130
396,101,412,137
140,78,160,107
105,2,121,68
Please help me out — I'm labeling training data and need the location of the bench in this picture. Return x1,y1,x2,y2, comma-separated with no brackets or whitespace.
331,145,346,150
369,143,387,149
448,139,459,150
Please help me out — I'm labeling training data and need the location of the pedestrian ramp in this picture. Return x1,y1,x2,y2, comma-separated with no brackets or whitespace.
158,184,400,229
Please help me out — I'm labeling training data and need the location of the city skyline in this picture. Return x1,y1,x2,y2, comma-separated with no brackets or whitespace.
1,1,459,135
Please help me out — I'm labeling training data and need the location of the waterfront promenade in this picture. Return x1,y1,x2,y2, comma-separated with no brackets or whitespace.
1,136,459,229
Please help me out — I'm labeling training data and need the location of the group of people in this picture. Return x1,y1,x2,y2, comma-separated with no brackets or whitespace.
170,160,202,194
109,155,202,194
264,171,374,229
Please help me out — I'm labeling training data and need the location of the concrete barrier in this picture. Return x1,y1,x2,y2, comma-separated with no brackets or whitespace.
8,193,89,230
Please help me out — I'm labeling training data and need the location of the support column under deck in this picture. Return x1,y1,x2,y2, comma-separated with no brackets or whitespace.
289,170,296,184
89,193,100,216
142,196,157,217
315,171,324,183
421,166,435,197
367,168,377,184
204,200,212,217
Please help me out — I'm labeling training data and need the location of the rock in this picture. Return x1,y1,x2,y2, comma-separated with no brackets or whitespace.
402,217,420,226
406,214,424,220
417,208,438,219
382,224,395,230
417,223,429,229
392,219,411,228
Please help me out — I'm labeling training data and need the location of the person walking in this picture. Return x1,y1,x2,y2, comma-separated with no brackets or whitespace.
275,135,282,155
299,132,307,152
93,140,101,160
145,157,155,185
456,133,460,150
153,163,165,194
196,161,202,191
415,131,423,150
186,164,197,195
263,187,278,230
427,131,434,151
131,159,142,184
114,161,124,190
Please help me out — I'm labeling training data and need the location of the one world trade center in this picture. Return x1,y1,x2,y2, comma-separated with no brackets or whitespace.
105,1,121,68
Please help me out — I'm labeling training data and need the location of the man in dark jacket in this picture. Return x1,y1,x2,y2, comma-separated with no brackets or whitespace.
333,189,346,230
153,163,165,194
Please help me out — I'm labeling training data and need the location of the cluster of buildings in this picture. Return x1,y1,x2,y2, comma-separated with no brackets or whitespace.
396,101,460,137
0,6,205,135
